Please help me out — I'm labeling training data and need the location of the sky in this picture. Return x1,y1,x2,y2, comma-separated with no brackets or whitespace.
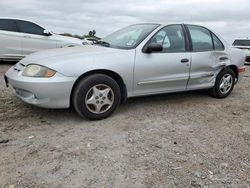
1,0,250,43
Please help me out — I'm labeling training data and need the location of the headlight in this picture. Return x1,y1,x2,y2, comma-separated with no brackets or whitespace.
22,64,56,78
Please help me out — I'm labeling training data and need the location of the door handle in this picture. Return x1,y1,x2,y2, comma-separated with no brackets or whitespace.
219,56,228,61
24,35,31,38
181,58,189,63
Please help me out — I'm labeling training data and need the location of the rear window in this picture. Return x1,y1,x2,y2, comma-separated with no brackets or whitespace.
0,19,18,32
233,40,250,46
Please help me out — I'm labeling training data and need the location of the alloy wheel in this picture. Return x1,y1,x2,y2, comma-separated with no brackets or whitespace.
85,84,114,114
219,74,233,94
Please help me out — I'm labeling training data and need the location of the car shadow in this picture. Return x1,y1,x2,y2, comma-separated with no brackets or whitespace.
20,89,211,123
119,89,210,111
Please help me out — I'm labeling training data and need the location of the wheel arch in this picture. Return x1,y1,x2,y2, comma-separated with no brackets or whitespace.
70,69,127,107
217,65,239,84
228,65,239,80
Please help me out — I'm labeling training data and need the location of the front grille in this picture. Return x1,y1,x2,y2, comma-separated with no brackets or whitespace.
13,63,25,72
13,67,21,72
246,56,250,63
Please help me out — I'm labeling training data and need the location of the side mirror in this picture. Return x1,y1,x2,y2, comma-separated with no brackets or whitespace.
43,29,52,36
144,43,163,53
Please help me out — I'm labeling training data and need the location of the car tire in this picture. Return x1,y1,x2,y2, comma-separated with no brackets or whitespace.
72,74,121,120
209,68,235,98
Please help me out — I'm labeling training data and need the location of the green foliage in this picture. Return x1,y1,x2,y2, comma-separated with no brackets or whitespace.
60,30,100,40
88,30,97,37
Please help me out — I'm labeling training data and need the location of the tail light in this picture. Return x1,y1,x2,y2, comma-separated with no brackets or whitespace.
238,66,246,74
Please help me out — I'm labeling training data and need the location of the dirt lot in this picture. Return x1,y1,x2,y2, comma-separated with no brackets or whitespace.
0,63,249,188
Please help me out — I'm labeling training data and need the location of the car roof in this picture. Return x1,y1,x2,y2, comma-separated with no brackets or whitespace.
131,23,213,29
0,17,47,29
233,38,250,40
0,17,39,25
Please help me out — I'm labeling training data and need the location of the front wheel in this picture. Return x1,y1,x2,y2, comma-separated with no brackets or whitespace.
209,68,235,98
72,74,121,120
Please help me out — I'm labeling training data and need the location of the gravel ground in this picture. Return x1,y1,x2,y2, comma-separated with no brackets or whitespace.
0,63,249,188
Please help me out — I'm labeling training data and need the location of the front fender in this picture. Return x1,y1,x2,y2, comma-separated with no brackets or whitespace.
47,49,136,97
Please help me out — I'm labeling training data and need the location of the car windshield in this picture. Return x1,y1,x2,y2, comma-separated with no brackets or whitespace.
100,24,160,49
233,40,250,46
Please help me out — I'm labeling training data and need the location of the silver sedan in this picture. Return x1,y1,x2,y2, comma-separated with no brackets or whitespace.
5,23,246,120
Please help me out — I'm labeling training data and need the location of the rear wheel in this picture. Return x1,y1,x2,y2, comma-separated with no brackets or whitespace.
72,74,121,120
209,68,235,98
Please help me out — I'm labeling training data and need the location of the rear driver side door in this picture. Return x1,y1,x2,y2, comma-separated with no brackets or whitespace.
186,25,228,90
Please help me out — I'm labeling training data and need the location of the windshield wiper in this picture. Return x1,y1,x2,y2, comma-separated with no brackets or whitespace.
96,40,110,47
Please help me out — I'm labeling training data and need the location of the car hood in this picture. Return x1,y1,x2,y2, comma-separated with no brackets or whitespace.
20,45,121,63
18,44,135,77
18,45,133,73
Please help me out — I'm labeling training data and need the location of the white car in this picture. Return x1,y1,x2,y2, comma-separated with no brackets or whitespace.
232,38,250,65
0,18,84,61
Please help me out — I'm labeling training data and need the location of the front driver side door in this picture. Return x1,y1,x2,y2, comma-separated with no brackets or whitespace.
15,20,57,56
133,25,191,95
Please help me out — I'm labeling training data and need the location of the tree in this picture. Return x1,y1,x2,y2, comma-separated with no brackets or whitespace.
88,30,96,37
89,31,93,37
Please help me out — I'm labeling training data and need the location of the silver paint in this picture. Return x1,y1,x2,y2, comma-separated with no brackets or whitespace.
5,24,246,109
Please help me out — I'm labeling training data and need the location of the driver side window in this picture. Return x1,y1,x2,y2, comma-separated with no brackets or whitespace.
148,25,186,53
16,20,45,35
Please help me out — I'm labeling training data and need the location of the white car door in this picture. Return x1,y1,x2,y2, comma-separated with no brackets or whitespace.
134,25,191,95
0,19,22,60
15,20,57,56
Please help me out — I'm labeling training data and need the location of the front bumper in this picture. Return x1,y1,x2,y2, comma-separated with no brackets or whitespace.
5,65,77,109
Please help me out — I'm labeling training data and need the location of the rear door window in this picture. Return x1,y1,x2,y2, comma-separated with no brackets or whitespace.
0,19,18,32
212,33,224,51
187,25,213,52
16,20,45,35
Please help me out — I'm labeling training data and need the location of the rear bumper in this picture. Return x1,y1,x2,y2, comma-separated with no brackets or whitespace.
237,66,246,83
5,66,77,108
